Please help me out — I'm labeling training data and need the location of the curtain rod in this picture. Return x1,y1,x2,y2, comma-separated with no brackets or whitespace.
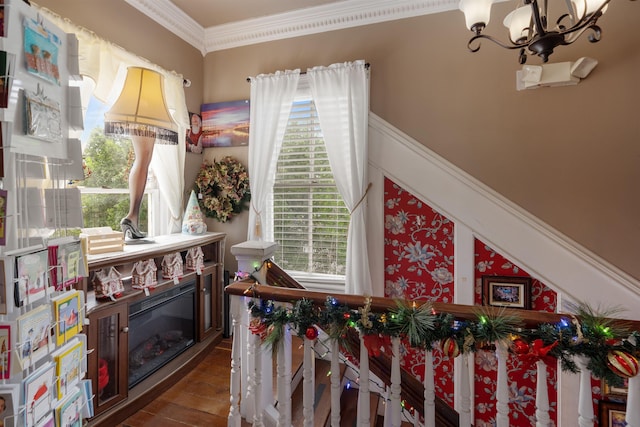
246,62,370,83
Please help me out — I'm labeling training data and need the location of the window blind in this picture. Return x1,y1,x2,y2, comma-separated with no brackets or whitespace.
273,99,349,276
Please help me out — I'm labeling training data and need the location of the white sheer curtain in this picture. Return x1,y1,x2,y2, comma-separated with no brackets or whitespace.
247,70,300,240
307,60,371,295
38,7,189,234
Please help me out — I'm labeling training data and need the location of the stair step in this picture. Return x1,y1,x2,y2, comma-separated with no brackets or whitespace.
333,388,381,427
290,358,340,426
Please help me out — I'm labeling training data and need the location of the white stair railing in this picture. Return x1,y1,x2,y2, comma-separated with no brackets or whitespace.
228,292,638,427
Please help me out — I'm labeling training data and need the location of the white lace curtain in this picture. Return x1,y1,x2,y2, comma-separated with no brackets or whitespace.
247,60,371,294
38,7,189,234
246,70,300,241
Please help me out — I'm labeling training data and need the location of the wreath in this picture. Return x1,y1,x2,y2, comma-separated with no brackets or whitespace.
194,156,250,222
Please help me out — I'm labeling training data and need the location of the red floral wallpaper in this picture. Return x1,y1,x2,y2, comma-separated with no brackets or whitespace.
384,177,455,404
474,239,558,426
383,176,563,425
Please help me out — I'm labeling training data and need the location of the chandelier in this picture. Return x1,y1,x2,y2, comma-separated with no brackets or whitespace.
458,0,617,64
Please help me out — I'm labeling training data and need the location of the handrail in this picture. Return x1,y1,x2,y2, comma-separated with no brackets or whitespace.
226,281,640,330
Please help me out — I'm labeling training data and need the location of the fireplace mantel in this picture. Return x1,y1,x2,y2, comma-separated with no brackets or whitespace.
83,232,226,426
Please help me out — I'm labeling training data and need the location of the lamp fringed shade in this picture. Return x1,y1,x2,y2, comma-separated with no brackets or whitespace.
104,67,178,144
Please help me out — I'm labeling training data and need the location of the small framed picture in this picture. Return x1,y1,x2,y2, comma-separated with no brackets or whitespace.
482,275,532,309
599,400,627,427
602,378,629,400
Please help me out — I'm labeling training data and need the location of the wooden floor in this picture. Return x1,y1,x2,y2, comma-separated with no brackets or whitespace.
118,338,234,427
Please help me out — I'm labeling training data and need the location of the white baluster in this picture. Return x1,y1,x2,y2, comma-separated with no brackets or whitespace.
390,337,402,427
276,325,292,427
575,356,595,427
424,348,435,426
330,339,341,427
458,353,472,427
302,337,315,427
495,342,510,427
357,336,371,426
383,387,392,426
228,296,242,427
626,333,639,427
627,374,640,427
253,330,264,427
535,360,552,427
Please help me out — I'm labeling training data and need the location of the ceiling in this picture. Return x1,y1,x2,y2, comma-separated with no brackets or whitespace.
124,0,459,55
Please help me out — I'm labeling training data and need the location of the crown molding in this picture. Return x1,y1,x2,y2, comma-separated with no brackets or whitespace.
125,0,207,55
126,0,458,55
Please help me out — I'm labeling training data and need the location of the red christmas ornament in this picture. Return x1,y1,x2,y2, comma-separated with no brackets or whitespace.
511,338,530,355
305,326,319,340
607,349,639,379
440,338,460,359
343,313,351,320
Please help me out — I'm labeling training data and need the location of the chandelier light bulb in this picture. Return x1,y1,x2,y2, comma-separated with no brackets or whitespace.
503,6,532,43
459,0,495,34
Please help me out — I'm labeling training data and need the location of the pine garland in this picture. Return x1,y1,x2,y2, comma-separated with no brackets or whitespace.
246,296,640,387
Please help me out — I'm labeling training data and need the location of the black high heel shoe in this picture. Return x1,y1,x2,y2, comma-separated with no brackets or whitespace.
120,218,146,239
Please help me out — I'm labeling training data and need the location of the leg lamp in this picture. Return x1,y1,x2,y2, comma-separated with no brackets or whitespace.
103,67,178,241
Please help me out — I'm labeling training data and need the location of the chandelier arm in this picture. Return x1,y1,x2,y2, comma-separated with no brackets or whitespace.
530,0,549,37
467,34,525,53
561,24,602,45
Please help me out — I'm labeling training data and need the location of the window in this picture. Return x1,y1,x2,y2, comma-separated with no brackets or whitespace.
272,99,349,278
78,94,155,234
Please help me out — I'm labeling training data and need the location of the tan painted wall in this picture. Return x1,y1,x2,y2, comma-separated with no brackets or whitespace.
203,2,640,281
34,1,640,281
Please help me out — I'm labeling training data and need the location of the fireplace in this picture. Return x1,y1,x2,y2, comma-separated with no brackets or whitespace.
128,280,196,388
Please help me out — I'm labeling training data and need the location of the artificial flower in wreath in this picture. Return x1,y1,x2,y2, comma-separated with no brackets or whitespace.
194,156,250,222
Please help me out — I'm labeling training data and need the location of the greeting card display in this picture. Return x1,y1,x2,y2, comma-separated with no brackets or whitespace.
0,323,10,379
0,190,7,245
14,248,49,307
54,386,81,427
23,17,61,85
79,379,92,419
52,338,83,400
23,86,63,144
35,413,54,427
16,304,51,369
48,239,84,290
52,290,82,346
22,362,55,427
0,383,20,427
0,50,15,109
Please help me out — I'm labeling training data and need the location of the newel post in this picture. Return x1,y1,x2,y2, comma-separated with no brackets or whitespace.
230,241,279,422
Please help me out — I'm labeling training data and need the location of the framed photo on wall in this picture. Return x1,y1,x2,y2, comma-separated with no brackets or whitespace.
200,100,249,148
602,378,628,401
599,400,627,427
482,275,532,309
